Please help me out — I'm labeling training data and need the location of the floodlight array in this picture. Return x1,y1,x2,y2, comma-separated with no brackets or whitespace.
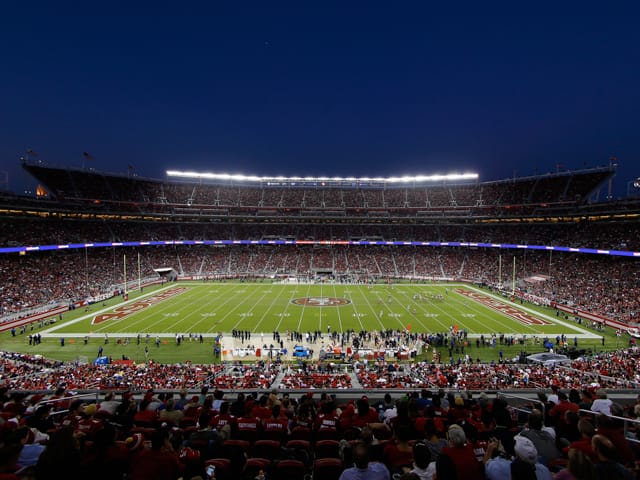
166,170,479,184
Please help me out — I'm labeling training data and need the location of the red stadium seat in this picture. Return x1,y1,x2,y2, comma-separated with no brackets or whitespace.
285,439,311,451
222,439,251,459
272,459,307,480
205,458,231,480
252,439,281,460
315,427,339,441
315,439,341,459
244,457,272,479
313,458,344,480
289,426,313,442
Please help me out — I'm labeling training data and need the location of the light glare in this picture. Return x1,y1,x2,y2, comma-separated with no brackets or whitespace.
166,170,479,183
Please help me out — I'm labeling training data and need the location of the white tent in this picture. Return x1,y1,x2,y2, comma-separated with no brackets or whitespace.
526,352,571,366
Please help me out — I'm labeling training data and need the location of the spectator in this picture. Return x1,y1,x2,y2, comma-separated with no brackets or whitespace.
591,434,634,480
408,441,434,480
518,411,561,466
590,391,613,416
434,454,457,480
554,448,596,480
339,441,390,480
440,424,483,480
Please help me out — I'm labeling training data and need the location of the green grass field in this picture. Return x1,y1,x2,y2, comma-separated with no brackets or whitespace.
3,282,621,364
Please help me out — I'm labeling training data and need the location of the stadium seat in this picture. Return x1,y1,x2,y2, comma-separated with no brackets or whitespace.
222,439,251,459
260,428,288,444
244,457,272,479
235,427,259,444
179,417,197,428
205,458,231,480
289,426,312,442
285,439,311,451
315,427,339,441
314,439,341,459
272,459,307,480
252,439,281,460
312,458,344,480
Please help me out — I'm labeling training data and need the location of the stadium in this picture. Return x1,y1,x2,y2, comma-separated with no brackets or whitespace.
1,160,640,476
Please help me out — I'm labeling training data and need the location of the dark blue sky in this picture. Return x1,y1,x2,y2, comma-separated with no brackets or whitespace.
1,3,639,197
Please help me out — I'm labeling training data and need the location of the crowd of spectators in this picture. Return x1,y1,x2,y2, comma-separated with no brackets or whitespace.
1,370,639,479
2,345,640,395
3,217,640,251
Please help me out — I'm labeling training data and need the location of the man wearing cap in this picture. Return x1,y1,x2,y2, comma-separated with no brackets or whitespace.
484,435,552,480
76,403,103,439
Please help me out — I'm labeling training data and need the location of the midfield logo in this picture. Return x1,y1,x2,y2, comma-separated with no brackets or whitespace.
291,297,351,307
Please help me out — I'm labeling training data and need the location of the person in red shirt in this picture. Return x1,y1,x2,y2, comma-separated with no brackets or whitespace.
316,400,340,432
383,425,414,474
250,395,272,421
351,397,380,429
133,399,159,426
210,401,237,433
564,418,596,461
128,429,180,480
441,424,484,480
59,400,84,430
76,404,103,439
262,404,289,443
236,412,261,442
548,391,579,427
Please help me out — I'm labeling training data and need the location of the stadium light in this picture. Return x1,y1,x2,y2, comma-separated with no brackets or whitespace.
166,170,479,183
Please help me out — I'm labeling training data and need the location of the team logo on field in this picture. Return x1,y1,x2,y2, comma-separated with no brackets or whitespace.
291,297,351,307
92,287,188,324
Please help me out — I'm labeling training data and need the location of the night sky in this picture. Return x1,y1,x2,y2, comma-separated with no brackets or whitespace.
1,3,639,197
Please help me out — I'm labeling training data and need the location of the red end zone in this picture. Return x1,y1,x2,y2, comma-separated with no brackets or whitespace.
92,287,189,325
456,289,551,326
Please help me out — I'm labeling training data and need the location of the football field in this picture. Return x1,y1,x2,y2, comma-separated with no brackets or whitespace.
4,281,613,364
46,282,591,338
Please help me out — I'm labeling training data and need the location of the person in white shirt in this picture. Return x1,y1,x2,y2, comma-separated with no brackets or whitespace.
590,390,612,415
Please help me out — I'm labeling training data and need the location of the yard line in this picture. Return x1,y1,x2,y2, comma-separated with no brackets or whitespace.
253,284,291,332
318,284,323,331
358,285,386,330
185,285,257,333
228,285,282,332
407,286,469,331
273,286,301,332
331,284,345,333
390,286,430,331
296,283,313,332
345,286,365,331
379,285,411,330
130,284,247,334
